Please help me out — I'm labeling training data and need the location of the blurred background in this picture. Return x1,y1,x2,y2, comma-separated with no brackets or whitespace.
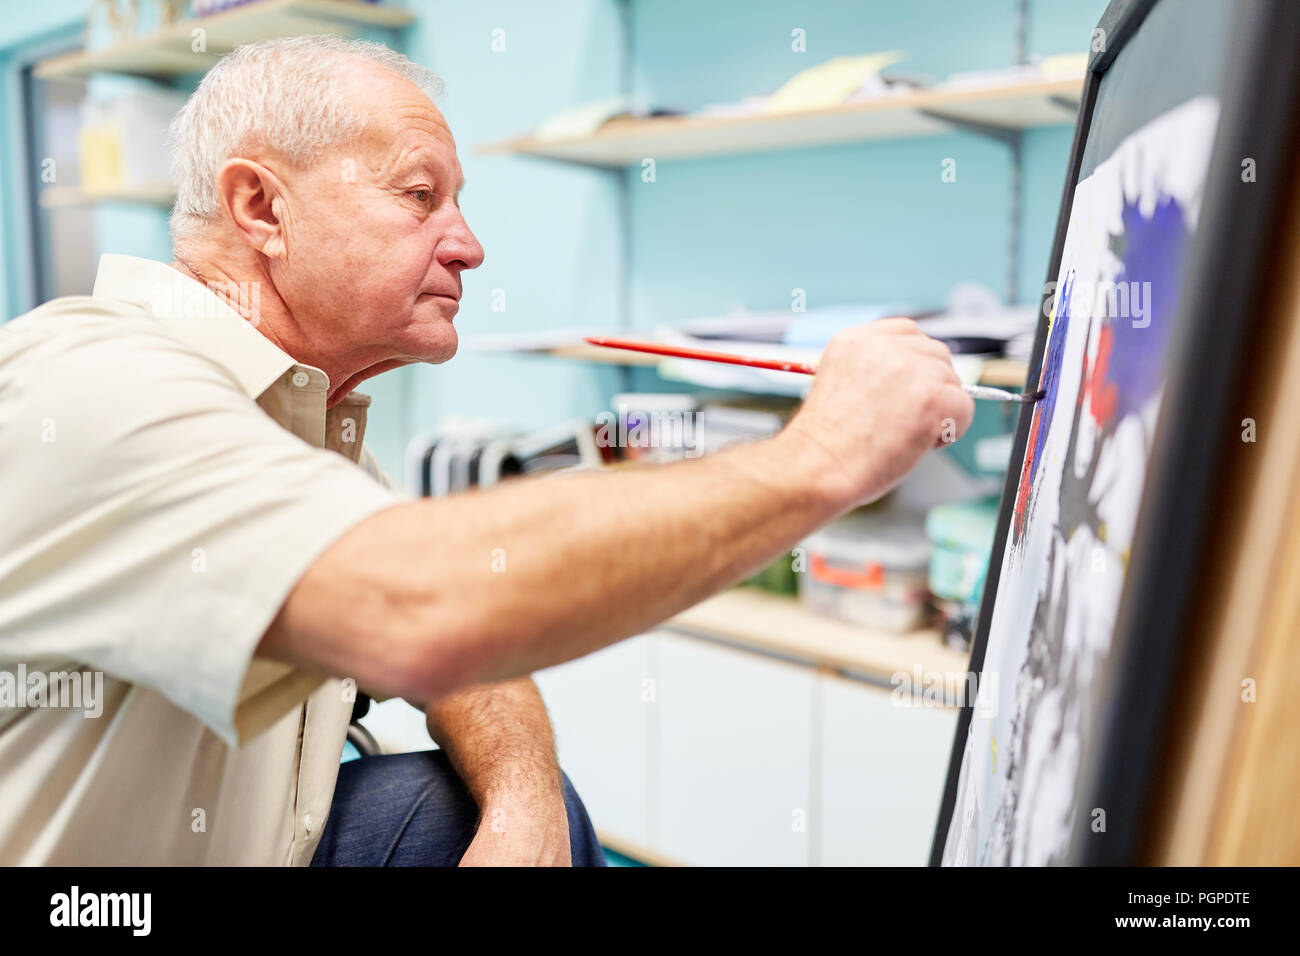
0,0,1108,865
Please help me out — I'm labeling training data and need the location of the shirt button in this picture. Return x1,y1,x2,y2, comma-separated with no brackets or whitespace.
291,371,310,388
303,812,314,833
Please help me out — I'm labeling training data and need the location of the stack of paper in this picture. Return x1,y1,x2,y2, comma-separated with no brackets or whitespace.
763,51,904,114
698,51,923,119
942,52,1089,91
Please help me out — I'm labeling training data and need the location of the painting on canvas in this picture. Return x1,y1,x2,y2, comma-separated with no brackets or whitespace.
941,95,1221,865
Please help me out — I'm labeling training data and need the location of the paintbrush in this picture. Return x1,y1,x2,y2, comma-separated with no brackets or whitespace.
583,336,1045,403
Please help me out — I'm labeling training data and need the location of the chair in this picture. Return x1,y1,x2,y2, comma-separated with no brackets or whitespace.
345,691,383,758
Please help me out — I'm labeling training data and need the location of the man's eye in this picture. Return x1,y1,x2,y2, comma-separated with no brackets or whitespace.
408,189,431,202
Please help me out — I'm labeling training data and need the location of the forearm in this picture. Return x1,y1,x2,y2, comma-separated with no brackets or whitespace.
421,677,560,806
386,428,847,692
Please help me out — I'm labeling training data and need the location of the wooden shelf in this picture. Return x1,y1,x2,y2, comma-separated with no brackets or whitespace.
666,588,969,689
478,76,1083,167
35,0,415,80
39,184,176,207
543,342,661,367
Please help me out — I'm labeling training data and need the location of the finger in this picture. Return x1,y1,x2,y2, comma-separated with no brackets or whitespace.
915,334,955,363
936,384,976,435
920,346,966,387
909,349,965,387
922,386,974,448
911,351,965,388
870,317,920,335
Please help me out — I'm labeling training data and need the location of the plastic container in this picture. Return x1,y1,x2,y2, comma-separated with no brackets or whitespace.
925,498,1000,650
744,554,799,597
924,498,999,605
797,511,931,632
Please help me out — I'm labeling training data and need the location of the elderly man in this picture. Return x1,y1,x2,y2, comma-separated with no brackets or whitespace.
0,36,972,866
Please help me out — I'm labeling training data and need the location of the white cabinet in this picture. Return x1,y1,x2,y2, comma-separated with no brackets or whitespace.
534,634,656,847
817,675,956,865
655,633,815,866
537,629,959,866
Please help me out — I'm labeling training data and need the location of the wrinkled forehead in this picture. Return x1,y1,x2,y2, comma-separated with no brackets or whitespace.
338,60,460,179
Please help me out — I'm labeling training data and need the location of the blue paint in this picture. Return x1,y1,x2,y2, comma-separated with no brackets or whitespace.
1102,193,1189,420
1031,268,1074,485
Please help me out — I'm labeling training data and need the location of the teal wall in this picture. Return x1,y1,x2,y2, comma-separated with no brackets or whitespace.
1019,124,1077,303
1021,0,1108,300
393,0,628,472
0,0,1109,484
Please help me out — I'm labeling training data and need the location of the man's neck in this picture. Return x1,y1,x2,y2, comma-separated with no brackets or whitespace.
169,242,396,408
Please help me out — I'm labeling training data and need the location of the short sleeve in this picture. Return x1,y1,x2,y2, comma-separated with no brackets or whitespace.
0,315,400,746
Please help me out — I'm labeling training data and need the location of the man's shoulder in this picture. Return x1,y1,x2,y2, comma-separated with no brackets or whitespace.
0,294,257,447
1,293,246,396
7,292,160,332
2,294,187,368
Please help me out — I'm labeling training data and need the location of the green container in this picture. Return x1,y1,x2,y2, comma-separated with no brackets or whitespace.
743,554,799,596
925,497,1000,605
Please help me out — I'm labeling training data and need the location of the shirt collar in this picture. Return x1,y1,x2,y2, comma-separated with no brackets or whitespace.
91,253,313,400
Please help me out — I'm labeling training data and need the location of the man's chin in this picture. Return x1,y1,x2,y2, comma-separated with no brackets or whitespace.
406,327,458,365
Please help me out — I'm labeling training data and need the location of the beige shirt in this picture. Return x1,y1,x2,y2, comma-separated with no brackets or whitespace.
0,254,400,865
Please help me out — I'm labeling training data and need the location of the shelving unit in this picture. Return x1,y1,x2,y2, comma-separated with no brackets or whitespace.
476,71,1073,368
38,184,176,208
34,0,415,81
478,75,1082,167
30,2,415,211
541,341,661,367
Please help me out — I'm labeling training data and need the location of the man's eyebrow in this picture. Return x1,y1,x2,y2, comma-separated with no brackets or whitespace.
390,153,436,179
388,153,465,196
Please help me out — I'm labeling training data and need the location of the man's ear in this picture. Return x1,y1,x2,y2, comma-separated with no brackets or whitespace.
214,158,290,260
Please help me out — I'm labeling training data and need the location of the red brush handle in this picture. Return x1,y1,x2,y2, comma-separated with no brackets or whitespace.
584,336,816,375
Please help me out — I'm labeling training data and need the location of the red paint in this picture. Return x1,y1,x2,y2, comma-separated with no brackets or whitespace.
1087,325,1118,424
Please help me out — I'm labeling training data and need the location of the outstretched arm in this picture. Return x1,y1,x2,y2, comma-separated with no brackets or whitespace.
260,320,974,704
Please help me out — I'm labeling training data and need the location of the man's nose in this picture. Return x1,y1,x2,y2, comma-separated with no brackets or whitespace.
439,210,485,272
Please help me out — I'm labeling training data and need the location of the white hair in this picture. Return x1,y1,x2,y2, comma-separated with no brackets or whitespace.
167,35,443,245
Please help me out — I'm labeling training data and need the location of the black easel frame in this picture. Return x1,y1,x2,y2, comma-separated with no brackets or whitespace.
931,0,1300,866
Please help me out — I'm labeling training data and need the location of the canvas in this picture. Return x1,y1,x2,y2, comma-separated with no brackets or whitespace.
941,96,1221,865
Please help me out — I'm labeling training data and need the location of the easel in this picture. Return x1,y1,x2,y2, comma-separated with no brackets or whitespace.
1143,143,1300,865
